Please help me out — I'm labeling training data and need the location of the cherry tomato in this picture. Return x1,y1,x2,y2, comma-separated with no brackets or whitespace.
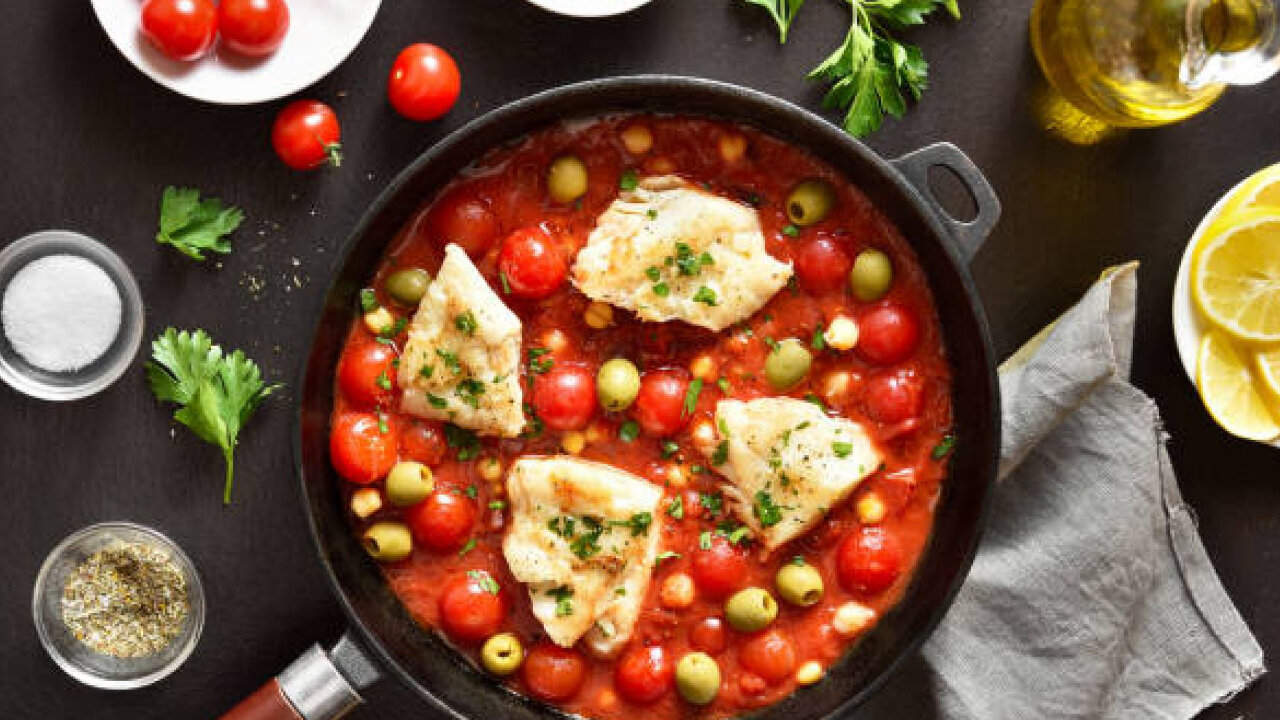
497,227,567,299
140,0,218,62
794,235,852,293
837,526,903,594
739,631,796,683
863,367,925,423
532,362,596,431
427,192,499,257
217,0,289,57
438,571,506,642
689,535,748,598
400,421,447,466
407,490,476,550
337,342,397,409
689,616,728,654
272,100,341,171
614,645,673,704
857,304,922,365
388,43,462,122
330,412,397,484
632,369,690,437
523,644,588,702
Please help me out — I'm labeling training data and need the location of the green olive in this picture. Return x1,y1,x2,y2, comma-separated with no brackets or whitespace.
725,587,778,633
850,249,893,302
597,358,641,411
385,461,434,507
481,633,525,676
786,179,836,227
775,561,825,607
547,154,589,204
361,522,413,562
675,652,721,705
764,339,812,390
385,268,431,307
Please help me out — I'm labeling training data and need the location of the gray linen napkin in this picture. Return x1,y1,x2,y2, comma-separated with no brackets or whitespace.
853,263,1265,719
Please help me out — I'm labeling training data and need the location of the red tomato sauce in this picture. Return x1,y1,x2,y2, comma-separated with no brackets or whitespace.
329,115,954,720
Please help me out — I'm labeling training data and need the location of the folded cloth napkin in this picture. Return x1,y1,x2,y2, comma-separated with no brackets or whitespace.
853,263,1265,720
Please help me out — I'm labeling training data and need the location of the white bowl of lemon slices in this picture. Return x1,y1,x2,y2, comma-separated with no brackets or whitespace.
1173,163,1280,445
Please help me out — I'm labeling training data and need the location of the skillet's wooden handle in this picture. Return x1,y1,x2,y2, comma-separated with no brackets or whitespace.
220,678,302,720
217,644,364,720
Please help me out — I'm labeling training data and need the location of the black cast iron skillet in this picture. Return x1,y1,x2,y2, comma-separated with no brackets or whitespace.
219,76,1001,720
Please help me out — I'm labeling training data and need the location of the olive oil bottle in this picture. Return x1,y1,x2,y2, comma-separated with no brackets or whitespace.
1031,0,1280,127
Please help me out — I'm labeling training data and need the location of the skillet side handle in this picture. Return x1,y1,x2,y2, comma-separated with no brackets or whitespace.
219,645,364,720
891,143,1001,264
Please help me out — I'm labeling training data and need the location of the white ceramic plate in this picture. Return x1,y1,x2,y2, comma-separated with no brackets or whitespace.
524,0,654,17
1171,174,1280,447
90,0,381,105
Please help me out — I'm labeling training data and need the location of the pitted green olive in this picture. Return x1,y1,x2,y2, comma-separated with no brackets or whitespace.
775,561,825,607
675,652,721,705
385,461,434,506
362,522,413,562
725,587,778,632
481,633,525,676
786,179,835,227
764,339,812,390
385,268,431,306
547,155,589,204
597,358,641,411
850,249,893,302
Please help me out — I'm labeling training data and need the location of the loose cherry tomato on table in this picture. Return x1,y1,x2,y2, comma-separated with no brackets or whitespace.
337,342,398,409
438,571,506,642
330,412,397,484
614,645,673,704
738,630,797,683
272,100,342,170
532,362,596,431
218,0,290,57
388,43,462,122
689,535,748,598
407,490,476,551
631,369,691,437
863,367,925,423
427,191,499,257
837,526,903,594
794,235,853,293
497,226,568,299
140,0,218,62
400,421,447,466
523,644,588,702
857,303,922,365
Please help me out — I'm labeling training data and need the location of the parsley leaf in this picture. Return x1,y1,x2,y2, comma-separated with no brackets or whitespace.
454,311,479,336
692,286,719,306
549,586,575,616
145,328,280,504
711,440,730,466
932,433,956,459
832,441,854,458
683,378,704,416
744,0,807,42
469,570,501,595
753,490,785,527
359,288,379,313
155,186,245,261
444,424,481,461
619,168,639,191
619,420,640,442
667,496,685,519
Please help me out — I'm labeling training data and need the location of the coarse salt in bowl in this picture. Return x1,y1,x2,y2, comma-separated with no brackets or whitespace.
0,230,144,401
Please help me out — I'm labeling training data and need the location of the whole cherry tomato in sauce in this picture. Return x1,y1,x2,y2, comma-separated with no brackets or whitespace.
388,43,462,122
688,616,728,654
857,304,922,365
400,421,447,466
739,630,797,683
793,235,853,293
330,412,397,484
532,362,597,431
272,100,342,170
523,644,588,702
497,227,568,299
689,535,748,598
631,369,691,437
837,526,903,594
217,0,290,57
407,490,476,551
338,342,397,409
427,192,499,257
140,0,218,62
614,645,674,704
438,571,506,642
863,367,926,423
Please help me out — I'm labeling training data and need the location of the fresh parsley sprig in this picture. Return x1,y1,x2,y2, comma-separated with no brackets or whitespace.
145,328,281,504
745,0,960,138
155,186,245,261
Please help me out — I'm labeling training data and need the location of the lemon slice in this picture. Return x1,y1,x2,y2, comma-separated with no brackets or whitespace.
1197,330,1280,441
1221,163,1280,217
1256,346,1280,401
1191,209,1280,343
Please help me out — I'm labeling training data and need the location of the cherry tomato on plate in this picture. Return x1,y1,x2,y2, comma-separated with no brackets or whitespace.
140,0,218,62
388,43,462,122
427,191,499,257
438,570,506,642
532,362,596,431
689,534,748,598
218,0,290,57
497,226,568,299
837,526,903,594
407,490,476,551
337,342,398,408
738,631,797,683
614,645,673,704
631,369,691,437
863,367,925,423
857,303,922,365
794,235,852,293
400,421,447,466
330,412,397,484
272,100,342,170
523,644,588,702
689,616,728,654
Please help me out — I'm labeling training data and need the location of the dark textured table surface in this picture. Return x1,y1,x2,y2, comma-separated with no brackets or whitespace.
3,2,1277,719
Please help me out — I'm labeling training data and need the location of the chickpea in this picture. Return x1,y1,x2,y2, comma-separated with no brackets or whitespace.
621,125,654,155
823,316,860,351
350,488,383,519
478,456,504,483
795,661,825,686
661,573,696,609
362,307,394,335
820,371,854,403
648,156,676,175
718,133,748,164
547,155,589,204
689,354,717,381
541,328,568,353
562,430,587,455
584,301,614,329
665,463,688,489
690,419,718,456
857,493,888,524
832,601,876,636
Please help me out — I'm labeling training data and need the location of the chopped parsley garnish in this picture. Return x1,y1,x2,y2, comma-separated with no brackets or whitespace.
468,570,501,595
792,555,806,566
717,377,731,394
488,500,507,510
699,531,713,550
454,311,478,336
458,538,477,556
377,412,389,435
661,441,680,458
464,484,478,499
652,282,671,297
656,551,682,564
375,371,392,390
645,266,662,282
444,424,480,461
499,271,512,295
359,288,378,313
570,516,606,559
436,348,462,374
420,364,435,379
719,523,752,545
832,441,854,458
804,392,826,410
548,516,576,539
526,347,554,374
753,490,784,527
427,394,448,409
673,242,714,277
782,224,800,238
378,317,408,339
812,323,826,350
683,378,703,416
646,208,659,220
619,420,640,443
522,402,545,439
764,336,781,352
667,496,685,519
548,586,575,616
932,434,957,460
619,168,639,191
711,440,730,466
692,286,718,306
612,512,653,537
699,492,724,517
457,378,486,409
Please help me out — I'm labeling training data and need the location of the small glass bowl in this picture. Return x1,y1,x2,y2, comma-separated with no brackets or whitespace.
32,522,206,690
0,230,145,401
